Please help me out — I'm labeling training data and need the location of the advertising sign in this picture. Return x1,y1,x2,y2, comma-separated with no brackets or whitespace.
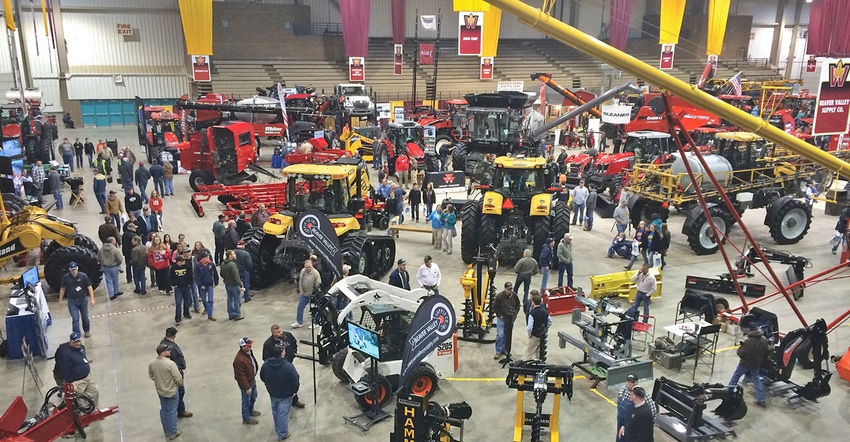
813,58,850,135
419,43,434,65
806,55,817,73
497,81,524,92
377,103,392,120
659,44,675,70
424,171,465,190
399,295,456,384
295,209,343,279
192,55,211,82
349,57,365,82
480,57,493,80
394,44,403,75
601,104,633,124
458,11,483,56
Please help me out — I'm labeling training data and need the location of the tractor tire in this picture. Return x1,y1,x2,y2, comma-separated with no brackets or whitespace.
44,234,100,263
341,234,372,277
402,364,438,399
39,136,52,163
768,199,811,245
369,237,396,278
43,121,57,141
460,201,481,264
148,145,163,164
355,371,393,411
24,138,38,164
451,144,468,172
796,340,817,370
685,206,732,255
532,216,551,261
715,297,730,311
479,214,499,253
550,201,570,240
44,246,102,293
242,227,282,288
436,135,453,154
189,170,215,192
332,348,351,383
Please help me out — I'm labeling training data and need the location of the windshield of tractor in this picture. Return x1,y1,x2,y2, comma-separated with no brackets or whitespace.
717,138,768,169
341,85,367,96
289,176,350,214
470,110,520,143
492,167,545,196
390,126,423,150
624,135,670,163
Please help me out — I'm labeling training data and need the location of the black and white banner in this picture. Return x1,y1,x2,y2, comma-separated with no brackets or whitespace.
424,171,465,190
601,104,633,124
295,209,344,279
399,295,456,384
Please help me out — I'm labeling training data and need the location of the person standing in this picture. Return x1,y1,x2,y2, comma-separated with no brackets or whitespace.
584,185,598,231
98,237,123,301
224,221,241,251
221,250,244,321
293,260,321,328
159,328,193,419
659,224,670,270
513,249,538,311
556,233,574,288
621,386,655,442
616,374,657,442
125,188,143,218
171,255,194,324
427,205,443,249
640,224,661,266
30,160,45,206
422,182,437,218
630,263,656,323
130,236,149,295
235,213,251,237
415,255,441,296
135,162,151,203
233,338,261,425
234,241,253,303
804,180,819,210
58,263,95,337
388,259,411,290
48,166,63,210
54,332,99,405
163,160,175,196
149,191,164,229
260,344,301,440
728,325,770,407
148,235,171,294
150,160,165,197
624,221,647,270
73,138,84,169
58,138,75,172
250,204,271,227
538,238,554,292
149,343,183,440
262,325,304,409
613,198,630,234
570,180,589,225
440,204,457,254
833,203,850,254
106,190,123,227
84,138,95,166
194,251,219,321
93,170,107,213
212,214,226,265
98,216,121,245
408,183,422,222
122,224,137,282
492,282,520,360
525,292,551,361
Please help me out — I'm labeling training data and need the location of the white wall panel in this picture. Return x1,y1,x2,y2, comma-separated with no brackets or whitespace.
32,78,61,113
18,13,60,79
575,0,605,37
67,75,189,100
734,0,809,26
748,27,774,60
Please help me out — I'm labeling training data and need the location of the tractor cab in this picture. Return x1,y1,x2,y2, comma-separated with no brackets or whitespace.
148,110,182,149
482,156,552,216
714,132,768,170
623,131,672,164
386,120,425,159
351,303,415,362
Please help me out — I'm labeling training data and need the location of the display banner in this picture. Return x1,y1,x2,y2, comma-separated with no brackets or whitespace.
394,44,403,75
399,295,456,384
480,57,493,80
424,171,465,190
601,104,633,124
391,395,425,441
295,209,343,279
458,11,483,56
706,0,731,56
419,43,435,65
807,55,817,73
192,55,211,82
349,57,365,82
497,81,523,92
659,44,675,70
813,58,850,135
659,0,686,44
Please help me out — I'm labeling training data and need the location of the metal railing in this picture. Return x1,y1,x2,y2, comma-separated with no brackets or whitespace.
311,22,343,36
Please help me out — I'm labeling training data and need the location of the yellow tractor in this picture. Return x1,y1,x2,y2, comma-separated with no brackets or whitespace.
460,155,570,265
0,195,101,292
242,158,396,288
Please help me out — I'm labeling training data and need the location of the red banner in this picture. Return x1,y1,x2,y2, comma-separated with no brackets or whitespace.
659,44,675,70
814,59,850,135
806,55,817,73
394,44,403,75
458,11,483,56
419,43,434,65
480,57,493,80
192,55,211,82
349,57,365,82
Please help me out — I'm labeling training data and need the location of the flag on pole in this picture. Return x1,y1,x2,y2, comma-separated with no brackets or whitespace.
727,71,743,96
420,15,437,30
276,83,291,141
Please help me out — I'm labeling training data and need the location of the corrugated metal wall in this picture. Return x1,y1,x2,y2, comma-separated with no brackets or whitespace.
67,75,187,100
61,0,177,9
735,0,809,25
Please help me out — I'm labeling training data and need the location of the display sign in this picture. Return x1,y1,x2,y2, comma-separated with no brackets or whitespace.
480,57,493,80
601,104,633,124
458,11,483,56
423,126,436,155
349,57,365,82
192,55,211,82
295,209,343,279
117,24,133,35
659,44,675,70
807,55,817,73
813,58,850,135
377,103,392,120
425,170,465,190
497,81,524,92
394,44,404,75
419,43,434,65
394,106,405,122
391,395,425,442
399,294,456,384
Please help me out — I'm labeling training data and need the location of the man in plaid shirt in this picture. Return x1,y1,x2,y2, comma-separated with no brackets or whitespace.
30,161,45,206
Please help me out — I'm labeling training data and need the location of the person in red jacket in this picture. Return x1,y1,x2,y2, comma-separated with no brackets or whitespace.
149,190,164,229
233,337,261,425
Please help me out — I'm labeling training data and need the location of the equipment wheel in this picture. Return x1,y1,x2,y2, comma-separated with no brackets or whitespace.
402,365,438,399
189,170,215,192
460,201,481,264
342,235,373,277
435,135,453,154
331,348,351,383
44,246,102,292
686,206,732,255
39,136,52,163
532,216,551,261
796,340,816,370
550,201,570,240
24,138,38,163
607,176,622,200
479,214,499,253
44,234,100,262
242,228,282,288
370,238,396,278
355,372,393,411
715,297,730,311
768,199,811,244
451,144,468,172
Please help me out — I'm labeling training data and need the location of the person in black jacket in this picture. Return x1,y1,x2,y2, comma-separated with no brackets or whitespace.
159,327,193,418
388,259,411,290
125,188,143,218
54,332,99,406
832,202,850,254
118,158,133,191
408,183,422,222
171,256,194,324
135,162,151,203
122,224,137,283
259,345,301,440
640,223,663,267
150,159,165,197
525,292,551,361
235,213,251,237
224,221,241,251
622,386,654,442
261,324,304,409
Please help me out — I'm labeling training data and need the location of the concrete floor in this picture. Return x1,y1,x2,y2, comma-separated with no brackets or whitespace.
1,125,849,442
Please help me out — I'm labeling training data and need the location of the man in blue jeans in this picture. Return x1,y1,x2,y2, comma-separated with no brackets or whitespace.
149,343,183,440
235,241,253,302
221,250,244,321
491,282,520,360
630,263,656,323
292,260,321,328
538,238,554,293
130,236,148,295
48,166,64,210
570,180,589,225
233,338,261,425
556,233,573,288
194,251,219,321
728,326,770,407
58,262,95,337
97,237,124,301
260,344,300,440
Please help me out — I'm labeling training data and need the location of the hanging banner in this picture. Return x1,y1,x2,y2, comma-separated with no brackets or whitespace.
660,44,675,70
807,55,817,73
420,15,437,31
192,55,211,82
706,0,731,55
340,0,371,57
659,0,686,44
394,44,403,75
601,104,633,124
419,43,435,65
458,11,483,56
453,0,489,12
480,57,493,80
178,0,213,55
813,58,850,135
349,57,365,82
609,0,634,51
295,210,343,279
481,6,502,58
399,294,457,385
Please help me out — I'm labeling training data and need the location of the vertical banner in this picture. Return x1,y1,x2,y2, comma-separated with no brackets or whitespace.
807,55,817,73
394,44,403,75
192,55,211,82
813,59,850,135
458,11,483,56
295,210,343,279
659,45,675,70
481,6,502,58
178,0,213,55
340,0,371,57
349,57,365,82
419,43,435,65
706,0,731,55
399,294,457,385
539,81,547,115
609,0,634,51
480,57,493,80
659,0,686,45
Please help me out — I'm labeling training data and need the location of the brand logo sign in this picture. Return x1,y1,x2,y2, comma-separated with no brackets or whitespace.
813,58,850,135
458,11,483,56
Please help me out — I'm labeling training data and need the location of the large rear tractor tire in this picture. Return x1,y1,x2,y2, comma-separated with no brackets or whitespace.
451,144,468,172
24,139,38,164
44,246,102,293
686,206,732,255
532,216,551,261
550,201,570,240
355,372,393,411
189,170,215,192
479,215,499,254
460,201,481,264
342,235,373,277
44,234,100,263
402,365,438,399
768,199,811,245
242,227,283,288
369,237,396,278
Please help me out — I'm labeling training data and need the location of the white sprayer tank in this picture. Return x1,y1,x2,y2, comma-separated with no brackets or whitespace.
670,152,734,193
234,96,278,124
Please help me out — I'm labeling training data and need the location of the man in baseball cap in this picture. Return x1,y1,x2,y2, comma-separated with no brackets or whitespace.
616,374,656,442
160,327,192,418
389,258,410,290
54,331,99,407
233,337,260,424
58,261,95,338
234,240,253,303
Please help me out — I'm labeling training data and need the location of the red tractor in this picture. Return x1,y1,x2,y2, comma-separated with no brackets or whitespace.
2,103,57,164
409,99,469,152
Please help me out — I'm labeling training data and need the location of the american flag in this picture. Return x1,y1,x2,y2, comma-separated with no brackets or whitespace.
728,71,743,96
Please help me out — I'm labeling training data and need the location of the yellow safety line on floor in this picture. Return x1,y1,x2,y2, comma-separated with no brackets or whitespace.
590,387,617,406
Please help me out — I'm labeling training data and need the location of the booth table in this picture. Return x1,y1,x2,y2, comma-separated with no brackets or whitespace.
5,283,51,359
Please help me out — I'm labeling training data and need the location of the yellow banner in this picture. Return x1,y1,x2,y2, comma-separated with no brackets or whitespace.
3,0,15,31
178,0,213,55
706,0,731,55
659,0,685,45
481,7,502,57
453,0,489,12
41,0,47,36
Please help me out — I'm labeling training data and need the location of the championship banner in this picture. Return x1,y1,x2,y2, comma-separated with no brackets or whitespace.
807,55,817,73
192,55,211,82
399,294,457,384
394,44,403,75
660,44,675,70
601,104,633,124
425,171,465,190
295,209,344,279
419,43,434,65
458,11,483,56
349,57,365,82
813,58,850,136
480,57,493,80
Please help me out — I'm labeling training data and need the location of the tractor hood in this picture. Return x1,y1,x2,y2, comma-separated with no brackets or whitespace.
263,212,361,237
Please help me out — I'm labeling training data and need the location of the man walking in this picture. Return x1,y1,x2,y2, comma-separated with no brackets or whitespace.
513,249,538,312
54,332,99,406
130,236,148,295
416,255,441,296
526,291,551,361
234,241,253,303
388,259,411,290
58,138,75,172
539,238,554,292
135,162,151,203
408,183,422,222
613,198,630,234
570,180,589,225
171,255,194,324
73,138,84,169
233,337,261,425
293,260,321,328
630,263,656,323
93,171,107,213
584,185,597,231
728,325,770,407
58,262,95,337
159,327,193,419
149,343,183,440
194,251,219,321
125,188,143,218
98,237,123,301
221,250,244,321
212,214,226,265
48,166,63,210
260,344,300,440
84,138,95,166
150,159,165,197
556,233,574,288
492,282,520,360
262,325,305,409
